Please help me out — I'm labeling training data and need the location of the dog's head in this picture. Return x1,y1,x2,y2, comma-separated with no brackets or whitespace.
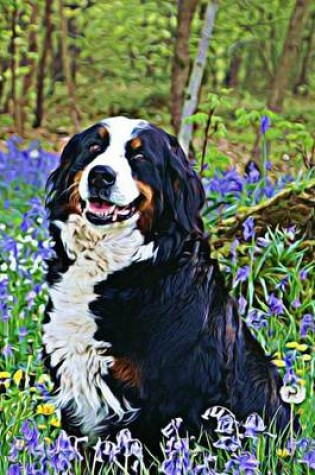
46,117,205,254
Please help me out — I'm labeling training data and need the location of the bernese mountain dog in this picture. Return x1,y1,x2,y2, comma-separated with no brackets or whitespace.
43,116,291,451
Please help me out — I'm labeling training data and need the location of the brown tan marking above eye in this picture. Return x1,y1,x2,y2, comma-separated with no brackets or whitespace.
130,137,142,150
89,144,102,153
97,126,109,139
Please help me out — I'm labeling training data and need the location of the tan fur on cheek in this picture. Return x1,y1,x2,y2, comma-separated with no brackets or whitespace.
67,171,83,214
136,181,155,232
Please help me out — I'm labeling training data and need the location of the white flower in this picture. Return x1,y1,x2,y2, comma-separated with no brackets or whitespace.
280,385,306,404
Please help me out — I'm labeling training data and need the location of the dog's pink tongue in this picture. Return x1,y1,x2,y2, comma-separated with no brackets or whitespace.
88,201,114,213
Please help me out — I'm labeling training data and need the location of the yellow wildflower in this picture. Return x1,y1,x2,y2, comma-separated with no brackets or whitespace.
37,404,55,416
0,372,10,379
38,424,47,430
285,342,298,349
44,437,52,444
272,359,286,368
277,449,290,458
302,354,311,362
297,344,308,352
50,417,61,428
13,369,23,386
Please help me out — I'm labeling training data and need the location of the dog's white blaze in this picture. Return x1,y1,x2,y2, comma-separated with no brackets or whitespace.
79,117,148,205
43,214,155,436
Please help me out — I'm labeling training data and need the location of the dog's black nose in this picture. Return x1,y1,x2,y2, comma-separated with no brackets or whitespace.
88,165,116,190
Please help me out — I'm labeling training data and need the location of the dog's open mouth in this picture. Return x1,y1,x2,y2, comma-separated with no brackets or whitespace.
86,199,137,225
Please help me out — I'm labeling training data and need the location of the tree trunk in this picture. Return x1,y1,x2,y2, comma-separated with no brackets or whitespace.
178,1,218,154
268,0,311,112
33,0,54,128
20,2,39,128
293,11,315,93
170,0,199,134
10,3,23,135
225,44,242,88
58,0,81,131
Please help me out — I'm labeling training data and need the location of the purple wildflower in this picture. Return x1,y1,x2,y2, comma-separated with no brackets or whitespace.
300,313,315,337
260,115,270,135
243,217,255,241
215,414,238,435
246,309,268,330
292,298,301,309
242,413,266,440
299,269,308,280
276,276,289,291
268,293,284,316
234,265,250,285
21,420,44,457
256,235,271,248
18,327,28,342
262,178,275,198
2,343,14,357
283,350,296,369
213,435,241,452
161,436,190,474
245,161,260,184
225,451,260,474
8,464,23,475
283,369,299,387
301,448,315,470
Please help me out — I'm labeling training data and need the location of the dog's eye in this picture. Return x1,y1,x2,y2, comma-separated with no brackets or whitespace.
89,144,101,153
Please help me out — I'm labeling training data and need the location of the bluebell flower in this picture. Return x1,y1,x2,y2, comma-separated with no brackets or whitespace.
246,309,268,330
225,451,260,474
245,161,260,184
8,464,23,475
299,269,308,281
243,217,255,241
21,420,44,457
301,448,315,469
234,265,250,285
292,298,301,309
300,313,315,337
276,276,289,291
268,293,284,316
242,413,266,440
213,435,241,452
215,413,238,435
260,115,270,135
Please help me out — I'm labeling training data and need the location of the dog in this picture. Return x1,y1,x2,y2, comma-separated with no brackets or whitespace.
43,116,291,451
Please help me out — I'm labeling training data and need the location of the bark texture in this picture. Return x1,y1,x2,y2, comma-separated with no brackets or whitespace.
33,0,54,128
294,11,315,93
170,0,199,134
58,0,81,130
268,0,311,111
178,2,218,154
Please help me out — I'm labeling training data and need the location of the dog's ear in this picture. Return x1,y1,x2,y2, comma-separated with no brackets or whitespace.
45,135,80,218
164,133,205,235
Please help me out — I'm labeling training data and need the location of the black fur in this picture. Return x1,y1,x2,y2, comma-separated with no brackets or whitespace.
44,120,293,452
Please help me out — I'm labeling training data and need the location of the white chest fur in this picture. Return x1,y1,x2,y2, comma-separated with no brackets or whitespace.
43,214,155,435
